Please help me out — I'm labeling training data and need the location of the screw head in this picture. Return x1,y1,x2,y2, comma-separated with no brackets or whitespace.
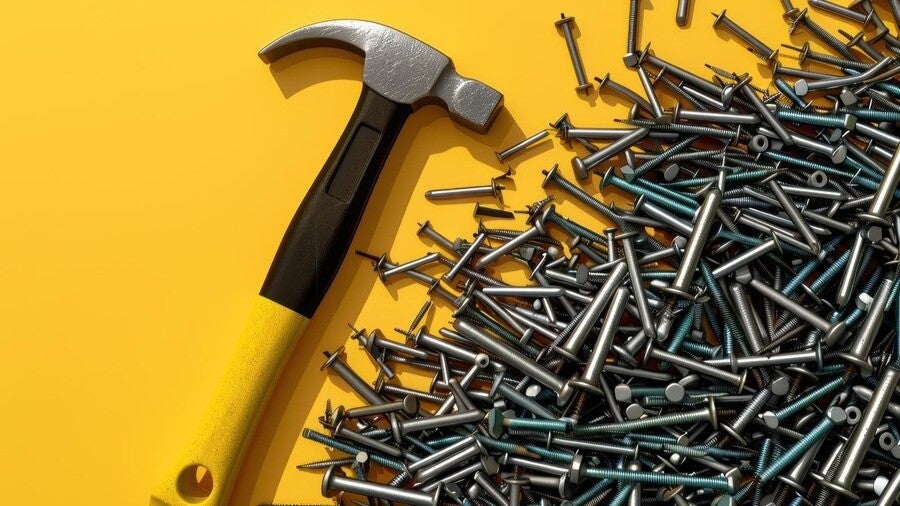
541,163,560,189
623,52,639,68
485,408,504,438
321,465,343,498
571,156,589,181
550,113,572,131
401,395,419,415
711,10,727,28
320,347,345,371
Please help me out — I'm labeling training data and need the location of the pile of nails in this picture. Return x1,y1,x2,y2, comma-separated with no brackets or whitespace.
293,2,900,506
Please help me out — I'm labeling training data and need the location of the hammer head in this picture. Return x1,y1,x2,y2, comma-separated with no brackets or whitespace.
259,19,503,134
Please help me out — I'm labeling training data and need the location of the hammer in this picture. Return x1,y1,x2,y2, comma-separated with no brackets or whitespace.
152,19,502,506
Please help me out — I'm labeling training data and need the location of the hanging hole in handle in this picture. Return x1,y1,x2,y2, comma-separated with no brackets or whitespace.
176,464,214,502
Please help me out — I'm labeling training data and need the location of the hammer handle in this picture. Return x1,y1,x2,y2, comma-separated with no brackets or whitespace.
152,85,411,505
261,84,412,318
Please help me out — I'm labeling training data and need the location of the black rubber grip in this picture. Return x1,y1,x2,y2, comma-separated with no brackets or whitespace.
261,85,411,317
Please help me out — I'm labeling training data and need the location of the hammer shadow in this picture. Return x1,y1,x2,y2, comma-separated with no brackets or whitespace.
228,45,525,506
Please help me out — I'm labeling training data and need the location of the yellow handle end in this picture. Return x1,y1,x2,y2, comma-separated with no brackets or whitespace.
152,295,309,505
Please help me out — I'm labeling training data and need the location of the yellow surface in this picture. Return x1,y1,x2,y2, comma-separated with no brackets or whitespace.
0,1,873,505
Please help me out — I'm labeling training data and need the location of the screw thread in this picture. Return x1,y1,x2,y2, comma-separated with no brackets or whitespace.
571,478,614,506
463,308,540,357
839,107,900,122
624,119,738,139
809,248,852,292
665,307,697,357
730,388,773,433
700,262,748,345
476,435,540,458
302,429,405,471
797,16,856,59
626,0,639,52
606,176,696,217
525,443,576,462
545,169,633,229
631,135,700,178
773,376,844,421
584,466,732,491
680,339,717,358
775,107,849,128
505,417,569,431
608,482,636,506
574,407,710,435
759,416,836,482
774,78,810,109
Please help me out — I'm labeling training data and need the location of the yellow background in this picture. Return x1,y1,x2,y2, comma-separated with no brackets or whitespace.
0,1,876,504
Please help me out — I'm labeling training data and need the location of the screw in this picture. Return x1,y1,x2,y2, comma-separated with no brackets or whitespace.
583,463,733,492
711,10,779,65
789,8,859,60
555,14,592,93
624,0,641,66
302,429,405,471
758,407,846,483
